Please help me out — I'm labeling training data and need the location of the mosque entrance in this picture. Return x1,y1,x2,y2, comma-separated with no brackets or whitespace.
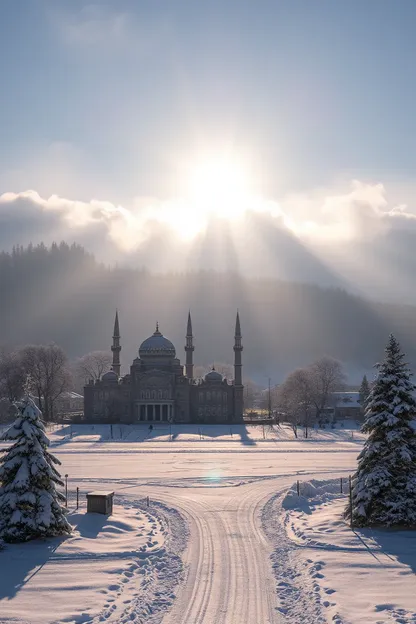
137,403,173,422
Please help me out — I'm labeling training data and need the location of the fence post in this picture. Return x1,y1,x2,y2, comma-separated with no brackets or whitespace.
146,496,150,507
349,474,353,528
76,487,79,510
65,474,68,508
297,480,300,496
340,477,343,494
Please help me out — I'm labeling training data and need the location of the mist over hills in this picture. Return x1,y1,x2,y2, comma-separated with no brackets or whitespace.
1,242,415,384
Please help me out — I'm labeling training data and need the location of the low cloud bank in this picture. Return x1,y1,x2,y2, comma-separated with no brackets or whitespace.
1,180,415,302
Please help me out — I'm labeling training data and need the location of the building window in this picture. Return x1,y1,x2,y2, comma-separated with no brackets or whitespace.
199,392,204,403
207,391,211,401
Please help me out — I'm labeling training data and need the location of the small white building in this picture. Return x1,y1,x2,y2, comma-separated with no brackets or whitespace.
331,391,362,421
56,391,84,414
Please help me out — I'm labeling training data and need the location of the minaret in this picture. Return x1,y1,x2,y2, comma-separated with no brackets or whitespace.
185,310,194,379
233,310,244,419
111,310,121,377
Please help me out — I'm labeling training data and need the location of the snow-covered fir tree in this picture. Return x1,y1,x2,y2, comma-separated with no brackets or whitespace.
348,335,416,527
0,397,72,542
359,374,370,408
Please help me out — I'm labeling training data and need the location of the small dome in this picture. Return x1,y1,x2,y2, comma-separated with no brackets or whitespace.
102,370,118,383
205,367,223,382
139,323,176,358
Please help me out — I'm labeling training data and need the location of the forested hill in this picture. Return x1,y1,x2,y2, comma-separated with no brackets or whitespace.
1,242,415,383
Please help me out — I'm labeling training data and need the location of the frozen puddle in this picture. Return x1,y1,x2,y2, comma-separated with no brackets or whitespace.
276,480,416,624
0,500,187,624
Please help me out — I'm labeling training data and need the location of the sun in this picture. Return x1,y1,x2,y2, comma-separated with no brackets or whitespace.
187,157,251,219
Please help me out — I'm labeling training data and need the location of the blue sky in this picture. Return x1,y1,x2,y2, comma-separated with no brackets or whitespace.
1,0,416,200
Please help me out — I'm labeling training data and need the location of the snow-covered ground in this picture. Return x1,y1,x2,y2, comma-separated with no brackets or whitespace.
44,421,365,447
4,427,415,624
268,479,416,623
0,498,187,624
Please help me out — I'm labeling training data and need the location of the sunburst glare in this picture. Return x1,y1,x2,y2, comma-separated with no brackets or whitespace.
187,156,252,220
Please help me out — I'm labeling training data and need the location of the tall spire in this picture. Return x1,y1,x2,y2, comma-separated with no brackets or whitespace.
233,310,244,420
187,310,192,336
185,310,194,379
235,310,241,338
111,310,121,377
114,309,120,337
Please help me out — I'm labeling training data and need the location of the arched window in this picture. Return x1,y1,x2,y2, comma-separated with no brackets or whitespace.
207,391,211,401
199,392,204,403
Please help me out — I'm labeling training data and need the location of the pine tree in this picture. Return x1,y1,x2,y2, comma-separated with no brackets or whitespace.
0,397,72,543
359,374,370,408
348,335,416,527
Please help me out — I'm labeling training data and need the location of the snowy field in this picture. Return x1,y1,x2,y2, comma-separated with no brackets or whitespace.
2,425,416,623
265,479,416,623
0,501,186,624
45,421,365,446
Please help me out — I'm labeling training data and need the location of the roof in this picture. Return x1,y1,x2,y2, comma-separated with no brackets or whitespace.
87,491,114,497
59,391,84,399
332,391,361,408
205,368,223,382
139,324,176,358
102,370,119,382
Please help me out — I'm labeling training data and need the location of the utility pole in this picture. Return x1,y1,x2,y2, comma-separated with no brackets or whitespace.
268,377,272,419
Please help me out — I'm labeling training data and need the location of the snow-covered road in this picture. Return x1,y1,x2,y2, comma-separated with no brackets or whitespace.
57,444,359,623
160,480,278,624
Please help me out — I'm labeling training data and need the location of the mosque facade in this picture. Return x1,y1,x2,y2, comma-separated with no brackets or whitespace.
83,311,244,423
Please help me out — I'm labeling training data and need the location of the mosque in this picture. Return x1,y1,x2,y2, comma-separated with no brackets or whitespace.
83,311,244,423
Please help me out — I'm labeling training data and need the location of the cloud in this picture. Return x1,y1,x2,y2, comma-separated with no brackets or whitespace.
2,180,416,302
48,3,172,58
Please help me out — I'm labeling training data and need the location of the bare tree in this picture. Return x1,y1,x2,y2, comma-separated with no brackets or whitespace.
277,368,314,438
0,346,25,402
20,344,72,421
76,350,112,384
243,377,262,410
308,356,346,421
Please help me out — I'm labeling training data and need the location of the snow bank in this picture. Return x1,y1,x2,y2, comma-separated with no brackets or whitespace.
282,478,345,512
0,498,188,624
270,478,416,623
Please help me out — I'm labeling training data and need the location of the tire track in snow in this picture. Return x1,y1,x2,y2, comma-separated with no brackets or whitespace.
83,470,354,623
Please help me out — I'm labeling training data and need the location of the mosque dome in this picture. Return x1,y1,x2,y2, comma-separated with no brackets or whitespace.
139,324,176,358
102,370,118,383
205,367,223,382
